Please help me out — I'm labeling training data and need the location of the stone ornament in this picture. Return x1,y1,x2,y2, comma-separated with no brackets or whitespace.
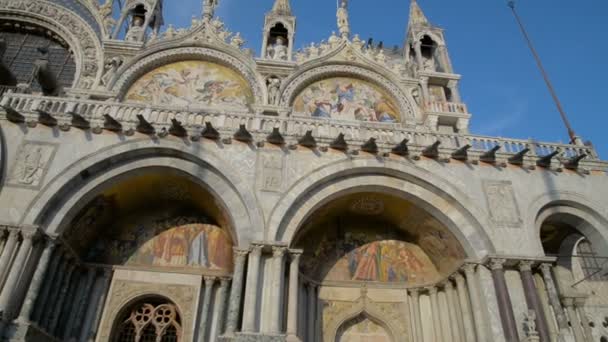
266,76,281,105
8,141,57,189
337,0,350,38
483,180,523,228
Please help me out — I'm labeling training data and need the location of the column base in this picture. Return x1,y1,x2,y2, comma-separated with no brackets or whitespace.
231,332,287,342
4,320,59,342
285,334,301,342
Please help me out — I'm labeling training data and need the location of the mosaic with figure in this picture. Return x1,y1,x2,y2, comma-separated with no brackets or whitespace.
125,60,253,108
300,228,439,284
293,77,399,122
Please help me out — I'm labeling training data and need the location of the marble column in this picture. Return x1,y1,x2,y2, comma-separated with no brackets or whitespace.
563,298,585,342
0,230,20,286
286,250,302,339
224,248,248,336
79,269,101,342
428,286,444,342
409,288,424,342
41,254,69,329
489,258,519,342
306,283,316,342
242,245,262,333
447,80,461,102
212,277,230,341
414,41,424,69
519,261,550,342
48,263,76,334
198,276,216,342
450,275,468,342
0,231,35,315
444,281,462,342
539,264,568,330
69,267,97,338
270,246,286,334
84,268,112,342
574,299,593,341
463,264,488,342
17,237,56,322
0,229,8,261
453,273,476,342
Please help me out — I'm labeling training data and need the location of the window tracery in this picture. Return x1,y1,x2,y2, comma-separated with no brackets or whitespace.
114,300,182,342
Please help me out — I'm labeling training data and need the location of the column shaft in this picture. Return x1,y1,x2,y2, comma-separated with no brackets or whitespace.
519,262,550,342
409,289,424,342
242,245,262,332
306,284,316,342
428,287,444,342
445,282,462,342
563,300,585,342
79,270,101,342
539,264,568,330
454,274,476,342
85,268,112,342
18,238,56,321
63,269,85,338
211,278,230,341
70,267,97,338
0,230,19,285
41,256,69,329
48,263,76,334
197,276,215,342
490,259,519,342
0,231,34,316
414,41,423,69
575,301,593,341
224,249,248,336
286,251,302,337
464,265,488,342
270,247,286,334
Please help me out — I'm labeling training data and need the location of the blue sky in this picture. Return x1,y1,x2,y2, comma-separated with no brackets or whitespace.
161,0,607,158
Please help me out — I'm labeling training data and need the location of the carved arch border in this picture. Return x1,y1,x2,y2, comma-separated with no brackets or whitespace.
279,63,417,125
98,280,196,342
323,296,408,342
0,0,103,89
111,47,265,105
413,31,445,46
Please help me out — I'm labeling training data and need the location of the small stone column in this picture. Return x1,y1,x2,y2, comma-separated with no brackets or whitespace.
519,261,550,342
70,266,97,338
17,237,56,322
453,273,476,342
420,76,430,104
31,246,61,323
444,281,462,342
463,264,488,342
212,277,230,341
41,254,69,329
306,283,317,342
242,245,262,332
49,263,76,334
85,268,112,342
562,298,585,342
428,286,444,341
63,269,85,338
270,246,286,334
413,41,424,69
489,258,519,342
538,264,568,330
574,299,593,341
286,250,302,340
0,229,8,261
0,230,20,285
0,230,35,315
409,288,424,342
224,248,248,336
446,80,461,102
198,276,216,342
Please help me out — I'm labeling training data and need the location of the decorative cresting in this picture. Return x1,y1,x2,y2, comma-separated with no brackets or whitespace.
113,301,182,342
112,47,265,105
0,0,103,89
323,289,406,342
280,64,417,125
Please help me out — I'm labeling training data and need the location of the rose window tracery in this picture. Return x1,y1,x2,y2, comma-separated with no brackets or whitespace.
114,300,182,342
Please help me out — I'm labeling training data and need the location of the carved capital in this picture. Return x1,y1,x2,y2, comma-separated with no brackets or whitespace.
489,258,506,271
561,297,575,307
462,263,477,275
443,280,454,290
426,286,438,295
518,260,534,272
219,277,231,287
451,272,465,284
539,263,552,274
272,246,287,258
20,229,38,241
233,248,249,259
204,276,217,287
408,288,420,297
250,245,263,257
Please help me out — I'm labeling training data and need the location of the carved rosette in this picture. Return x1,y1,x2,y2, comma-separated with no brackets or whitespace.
0,0,103,89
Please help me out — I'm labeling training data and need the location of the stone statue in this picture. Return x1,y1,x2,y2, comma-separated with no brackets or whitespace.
329,31,340,47
101,56,123,86
376,49,386,64
99,0,115,36
412,88,421,106
230,32,245,48
523,310,538,337
267,77,281,105
268,37,288,60
337,0,349,38
423,55,435,71
125,16,145,42
203,0,219,20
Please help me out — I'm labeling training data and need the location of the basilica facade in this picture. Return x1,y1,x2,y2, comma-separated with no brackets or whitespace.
0,0,607,341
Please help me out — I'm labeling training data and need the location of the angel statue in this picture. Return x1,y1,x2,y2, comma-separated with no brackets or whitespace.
337,0,350,38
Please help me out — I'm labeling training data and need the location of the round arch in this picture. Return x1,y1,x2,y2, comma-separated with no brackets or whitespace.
111,46,266,104
0,0,104,88
413,31,445,46
21,140,264,246
268,158,495,260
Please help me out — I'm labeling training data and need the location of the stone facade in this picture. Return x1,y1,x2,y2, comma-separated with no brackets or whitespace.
0,0,607,342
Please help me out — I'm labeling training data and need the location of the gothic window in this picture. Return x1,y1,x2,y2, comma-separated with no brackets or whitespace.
576,238,608,281
112,299,182,342
0,21,76,93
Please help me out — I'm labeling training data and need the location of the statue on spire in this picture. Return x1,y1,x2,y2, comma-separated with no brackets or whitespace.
337,0,350,38
203,0,219,20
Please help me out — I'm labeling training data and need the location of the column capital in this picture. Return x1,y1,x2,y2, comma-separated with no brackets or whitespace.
233,247,249,258
419,76,429,84
539,263,553,273
442,280,454,290
250,244,263,256
451,272,465,284
219,277,231,287
446,79,459,88
289,249,303,258
573,297,587,308
204,276,217,286
425,286,438,295
462,263,477,274
6,229,20,238
518,260,534,272
489,258,506,270
272,246,287,258
561,297,575,307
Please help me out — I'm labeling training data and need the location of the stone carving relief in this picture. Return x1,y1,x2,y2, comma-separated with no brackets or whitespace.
483,180,522,228
257,151,285,193
266,76,281,106
97,280,197,342
8,141,57,188
0,0,103,89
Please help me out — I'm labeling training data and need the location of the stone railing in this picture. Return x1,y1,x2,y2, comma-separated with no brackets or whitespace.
0,93,602,166
425,101,468,115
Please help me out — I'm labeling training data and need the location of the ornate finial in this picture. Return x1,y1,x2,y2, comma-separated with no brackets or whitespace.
271,0,292,16
203,0,219,20
337,0,350,38
408,0,430,27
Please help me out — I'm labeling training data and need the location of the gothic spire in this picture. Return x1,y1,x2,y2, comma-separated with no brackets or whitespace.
271,0,292,16
408,0,430,27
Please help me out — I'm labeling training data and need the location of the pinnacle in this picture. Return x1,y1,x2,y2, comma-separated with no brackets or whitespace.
271,0,292,16
409,0,430,27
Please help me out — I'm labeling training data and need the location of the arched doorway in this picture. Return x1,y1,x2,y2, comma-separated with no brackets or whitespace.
111,296,182,342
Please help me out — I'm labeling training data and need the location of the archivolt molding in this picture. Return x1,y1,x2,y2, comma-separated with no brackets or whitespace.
111,46,265,105
279,63,417,125
0,0,103,89
98,280,196,342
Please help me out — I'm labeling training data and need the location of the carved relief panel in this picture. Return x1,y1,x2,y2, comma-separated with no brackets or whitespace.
256,150,285,193
483,180,522,228
8,141,57,189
